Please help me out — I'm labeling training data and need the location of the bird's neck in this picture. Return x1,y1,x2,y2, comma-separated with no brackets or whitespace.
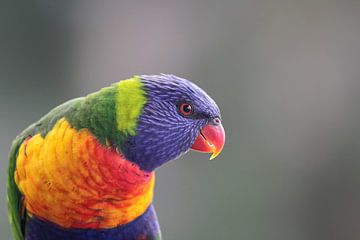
15,118,155,229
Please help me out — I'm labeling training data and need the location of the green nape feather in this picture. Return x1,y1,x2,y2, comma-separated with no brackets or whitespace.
7,76,147,240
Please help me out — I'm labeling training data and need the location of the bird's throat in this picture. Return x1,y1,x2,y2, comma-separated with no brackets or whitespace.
15,118,155,229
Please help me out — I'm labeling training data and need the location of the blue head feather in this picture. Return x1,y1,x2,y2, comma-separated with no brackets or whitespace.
121,74,221,172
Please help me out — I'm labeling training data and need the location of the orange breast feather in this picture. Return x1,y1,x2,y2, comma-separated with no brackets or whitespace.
15,118,155,229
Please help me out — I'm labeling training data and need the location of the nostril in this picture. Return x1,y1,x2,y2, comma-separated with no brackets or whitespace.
212,117,221,126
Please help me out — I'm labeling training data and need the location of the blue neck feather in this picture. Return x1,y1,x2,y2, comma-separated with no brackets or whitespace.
25,205,161,240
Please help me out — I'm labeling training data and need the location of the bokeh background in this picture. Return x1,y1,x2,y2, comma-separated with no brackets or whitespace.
1,1,360,239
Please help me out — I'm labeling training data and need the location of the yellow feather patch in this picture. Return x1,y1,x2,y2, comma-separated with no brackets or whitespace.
115,76,147,136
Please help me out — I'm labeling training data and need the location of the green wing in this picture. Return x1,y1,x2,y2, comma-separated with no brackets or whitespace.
8,136,27,240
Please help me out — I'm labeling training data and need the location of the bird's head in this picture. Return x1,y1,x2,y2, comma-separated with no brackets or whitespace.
114,74,225,172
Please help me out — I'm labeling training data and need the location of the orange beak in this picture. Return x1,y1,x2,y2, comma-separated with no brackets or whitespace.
190,119,225,160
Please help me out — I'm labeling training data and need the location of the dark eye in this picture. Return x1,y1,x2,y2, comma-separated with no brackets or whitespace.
179,103,193,116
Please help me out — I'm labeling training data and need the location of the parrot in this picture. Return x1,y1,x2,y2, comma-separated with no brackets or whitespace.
7,74,225,240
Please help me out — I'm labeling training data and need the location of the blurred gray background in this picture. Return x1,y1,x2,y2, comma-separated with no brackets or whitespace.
1,0,360,239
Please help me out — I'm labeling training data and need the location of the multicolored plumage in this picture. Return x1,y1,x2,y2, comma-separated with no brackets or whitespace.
8,74,225,240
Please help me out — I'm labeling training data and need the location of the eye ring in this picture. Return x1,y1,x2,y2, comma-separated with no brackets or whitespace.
178,103,194,116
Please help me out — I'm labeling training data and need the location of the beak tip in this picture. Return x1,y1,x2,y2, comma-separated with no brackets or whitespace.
209,148,222,160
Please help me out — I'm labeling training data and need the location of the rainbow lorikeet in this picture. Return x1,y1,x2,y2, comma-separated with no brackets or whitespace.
7,74,225,240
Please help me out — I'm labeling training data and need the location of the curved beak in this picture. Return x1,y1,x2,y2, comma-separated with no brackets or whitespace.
190,119,225,160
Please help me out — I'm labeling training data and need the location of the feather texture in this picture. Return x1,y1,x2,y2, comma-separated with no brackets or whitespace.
15,118,154,229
